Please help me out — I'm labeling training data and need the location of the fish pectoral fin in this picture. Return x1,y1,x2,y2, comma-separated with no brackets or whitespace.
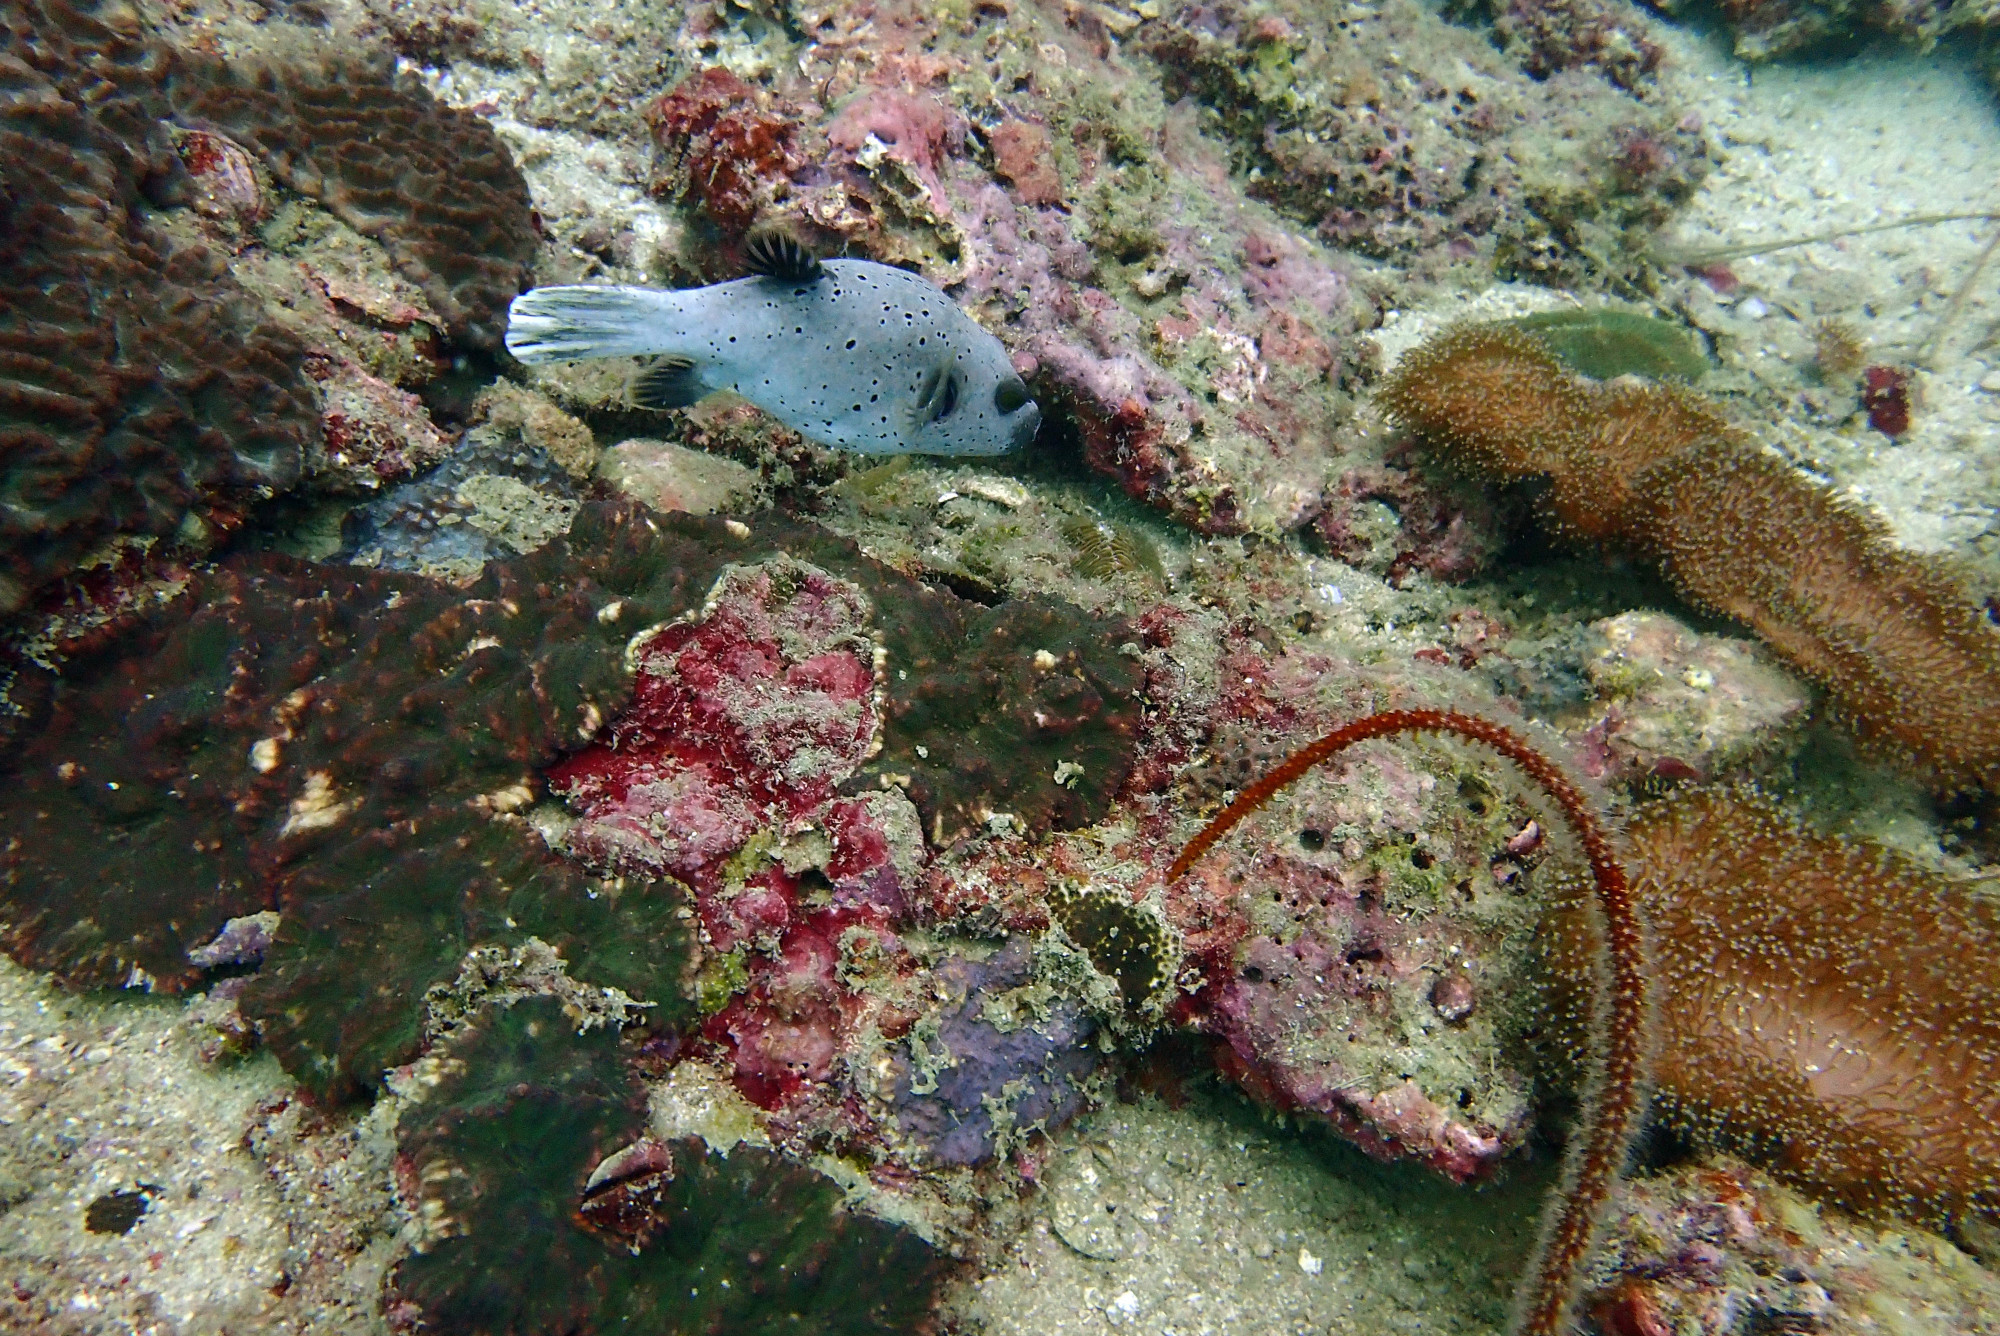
629,356,707,410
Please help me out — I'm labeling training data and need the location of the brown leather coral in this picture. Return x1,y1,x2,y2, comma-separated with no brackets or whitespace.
1542,788,2000,1231
1381,321,2000,792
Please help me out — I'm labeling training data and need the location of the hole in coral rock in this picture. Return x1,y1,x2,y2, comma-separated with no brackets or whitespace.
1298,828,1326,852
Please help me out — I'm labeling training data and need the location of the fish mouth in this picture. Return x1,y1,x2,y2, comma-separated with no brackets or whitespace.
1009,403,1042,450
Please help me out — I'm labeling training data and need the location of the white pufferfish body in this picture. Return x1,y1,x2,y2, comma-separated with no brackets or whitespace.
504,239,1040,457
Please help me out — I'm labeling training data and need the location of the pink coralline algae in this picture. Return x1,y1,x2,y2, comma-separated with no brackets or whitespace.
645,68,806,235
549,557,889,926
545,555,916,1110
827,87,964,208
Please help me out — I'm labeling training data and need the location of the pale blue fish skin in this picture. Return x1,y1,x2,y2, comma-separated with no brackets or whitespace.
504,259,1040,457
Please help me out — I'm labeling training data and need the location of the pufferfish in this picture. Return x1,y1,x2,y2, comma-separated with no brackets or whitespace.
505,233,1040,456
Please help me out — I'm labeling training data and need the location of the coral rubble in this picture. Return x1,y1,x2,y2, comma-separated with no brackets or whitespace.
1383,321,2000,792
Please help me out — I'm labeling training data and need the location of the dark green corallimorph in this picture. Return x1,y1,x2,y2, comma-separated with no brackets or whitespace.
241,810,693,1099
1,502,1141,1097
1505,309,1710,383
392,998,949,1335
863,596,1145,843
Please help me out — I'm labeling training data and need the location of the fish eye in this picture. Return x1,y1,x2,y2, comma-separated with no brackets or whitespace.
994,378,1029,414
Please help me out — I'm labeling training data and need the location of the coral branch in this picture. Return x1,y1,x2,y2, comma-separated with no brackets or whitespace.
1168,708,1651,1336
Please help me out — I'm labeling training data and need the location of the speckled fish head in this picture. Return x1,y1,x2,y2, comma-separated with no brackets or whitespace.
791,260,1039,456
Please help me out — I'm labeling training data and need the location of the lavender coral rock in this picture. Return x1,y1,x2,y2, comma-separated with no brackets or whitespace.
890,939,1101,1166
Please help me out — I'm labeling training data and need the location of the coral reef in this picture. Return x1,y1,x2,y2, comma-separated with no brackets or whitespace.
390,996,947,1334
566,0,1710,541
1382,321,2000,791
0,0,315,610
1543,789,2000,1232
1,501,1136,1100
1586,1157,2000,1335
1704,0,1997,64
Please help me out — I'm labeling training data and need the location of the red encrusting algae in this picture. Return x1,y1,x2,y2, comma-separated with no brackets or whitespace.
1168,708,1651,1336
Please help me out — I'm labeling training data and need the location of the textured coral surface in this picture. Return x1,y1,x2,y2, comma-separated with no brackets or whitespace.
0,0,314,608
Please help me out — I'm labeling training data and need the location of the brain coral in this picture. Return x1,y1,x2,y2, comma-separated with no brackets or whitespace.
173,53,538,350
0,0,315,609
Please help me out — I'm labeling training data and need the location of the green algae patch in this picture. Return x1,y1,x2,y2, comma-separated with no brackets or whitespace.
392,997,947,1335
1504,309,1710,383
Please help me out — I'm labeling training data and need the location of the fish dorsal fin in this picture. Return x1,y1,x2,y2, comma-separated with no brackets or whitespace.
630,356,706,410
744,229,825,283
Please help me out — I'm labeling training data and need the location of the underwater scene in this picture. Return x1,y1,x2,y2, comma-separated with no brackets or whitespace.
2,0,1999,1332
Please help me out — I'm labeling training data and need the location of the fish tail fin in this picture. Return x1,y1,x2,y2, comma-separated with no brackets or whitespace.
504,285,681,363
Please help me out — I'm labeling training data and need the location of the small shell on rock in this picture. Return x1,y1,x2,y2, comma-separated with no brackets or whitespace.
173,128,265,223
1428,970,1476,1023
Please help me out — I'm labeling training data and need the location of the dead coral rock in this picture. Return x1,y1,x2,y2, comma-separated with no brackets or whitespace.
597,438,763,516
1137,0,1701,274
0,0,316,609
174,54,536,349
988,119,1064,206
1312,460,1518,584
309,356,453,491
170,126,267,224
1560,611,1810,788
1494,0,1664,91
472,380,598,480
1589,1158,2000,1335
1170,721,1553,1183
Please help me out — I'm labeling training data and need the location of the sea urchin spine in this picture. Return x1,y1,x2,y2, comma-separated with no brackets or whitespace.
1168,709,1651,1336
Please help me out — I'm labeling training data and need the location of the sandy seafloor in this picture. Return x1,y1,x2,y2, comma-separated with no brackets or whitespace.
5,6,2000,1336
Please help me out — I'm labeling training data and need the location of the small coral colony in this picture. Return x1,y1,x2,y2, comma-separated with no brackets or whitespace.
2,0,1998,1332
